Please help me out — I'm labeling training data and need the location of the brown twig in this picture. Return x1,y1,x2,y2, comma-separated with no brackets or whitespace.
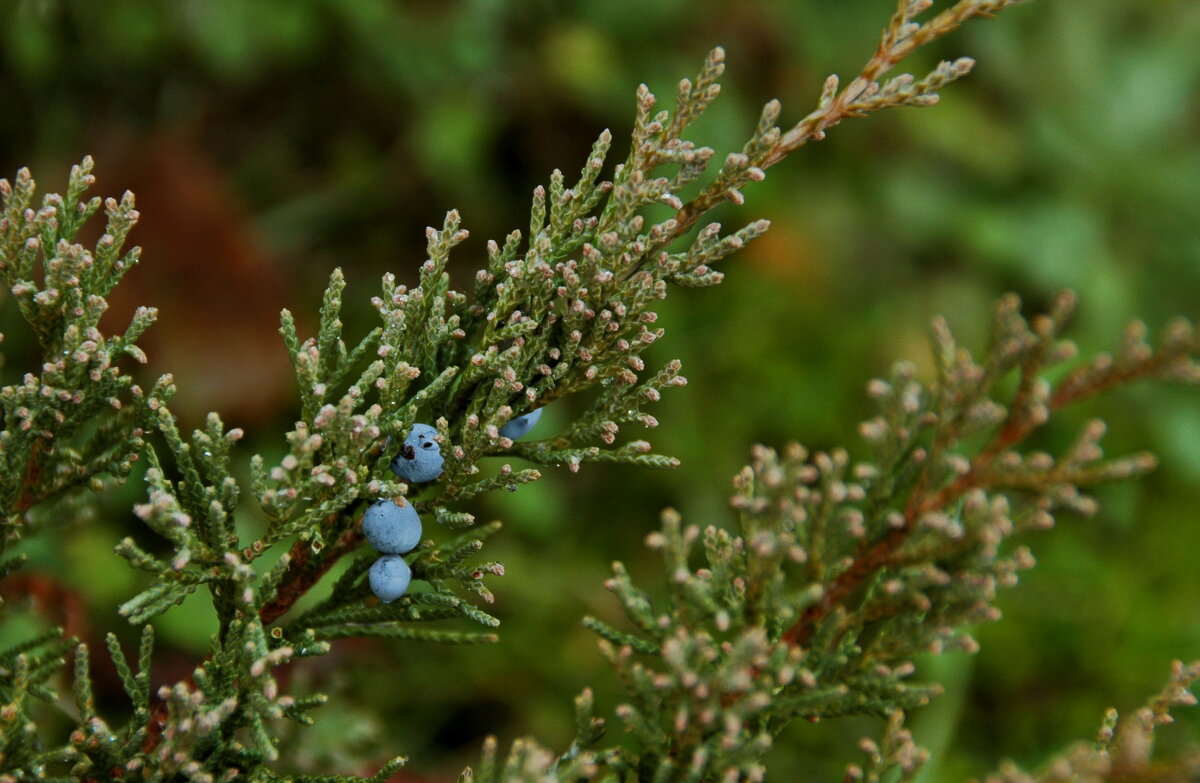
14,436,47,514
259,527,360,626
656,2,1010,255
780,339,1192,650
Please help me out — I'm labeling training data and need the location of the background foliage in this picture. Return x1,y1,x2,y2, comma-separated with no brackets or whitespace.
1,0,1197,780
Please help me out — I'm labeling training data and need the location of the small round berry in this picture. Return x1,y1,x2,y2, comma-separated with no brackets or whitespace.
361,499,422,554
391,423,444,483
500,407,543,440
369,555,412,603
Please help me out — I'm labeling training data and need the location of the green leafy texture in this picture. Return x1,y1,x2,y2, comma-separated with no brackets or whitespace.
250,0,1025,556
102,626,155,756
545,294,1199,783
221,0,1046,677
0,159,156,781
0,157,150,546
108,363,508,776
0,629,76,775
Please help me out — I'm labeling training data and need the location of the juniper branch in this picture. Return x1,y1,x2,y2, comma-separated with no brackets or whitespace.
550,293,1199,783
782,293,1198,649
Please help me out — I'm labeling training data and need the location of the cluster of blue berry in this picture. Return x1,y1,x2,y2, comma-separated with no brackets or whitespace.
364,424,441,603
363,499,421,603
366,411,542,602
499,408,541,440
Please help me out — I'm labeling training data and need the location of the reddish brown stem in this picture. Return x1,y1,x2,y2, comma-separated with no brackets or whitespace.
780,344,1188,649
259,527,360,626
654,4,1007,258
14,437,47,514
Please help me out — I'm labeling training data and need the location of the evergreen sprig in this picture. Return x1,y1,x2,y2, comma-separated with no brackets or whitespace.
467,295,1200,783
0,156,150,539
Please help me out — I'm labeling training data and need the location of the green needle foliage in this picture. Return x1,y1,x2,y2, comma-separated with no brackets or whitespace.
0,1,1197,782
559,293,1200,783
0,158,150,527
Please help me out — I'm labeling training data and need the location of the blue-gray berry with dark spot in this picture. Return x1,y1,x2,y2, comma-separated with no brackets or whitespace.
362,499,422,554
369,555,412,603
391,422,444,482
500,407,543,440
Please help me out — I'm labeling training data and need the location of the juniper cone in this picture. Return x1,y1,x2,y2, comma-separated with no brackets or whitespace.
390,422,444,483
499,407,543,440
361,499,423,554
369,555,413,604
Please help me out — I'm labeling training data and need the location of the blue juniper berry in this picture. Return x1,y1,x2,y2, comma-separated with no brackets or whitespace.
500,407,543,440
369,555,413,603
362,499,422,554
391,422,444,482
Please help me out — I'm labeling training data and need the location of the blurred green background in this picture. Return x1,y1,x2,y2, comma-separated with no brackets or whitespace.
2,0,1199,780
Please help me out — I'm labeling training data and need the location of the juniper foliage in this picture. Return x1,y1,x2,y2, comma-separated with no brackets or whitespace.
557,293,1200,783
0,1,1198,782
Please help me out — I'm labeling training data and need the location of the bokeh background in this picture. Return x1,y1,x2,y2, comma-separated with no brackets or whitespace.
2,0,1199,780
